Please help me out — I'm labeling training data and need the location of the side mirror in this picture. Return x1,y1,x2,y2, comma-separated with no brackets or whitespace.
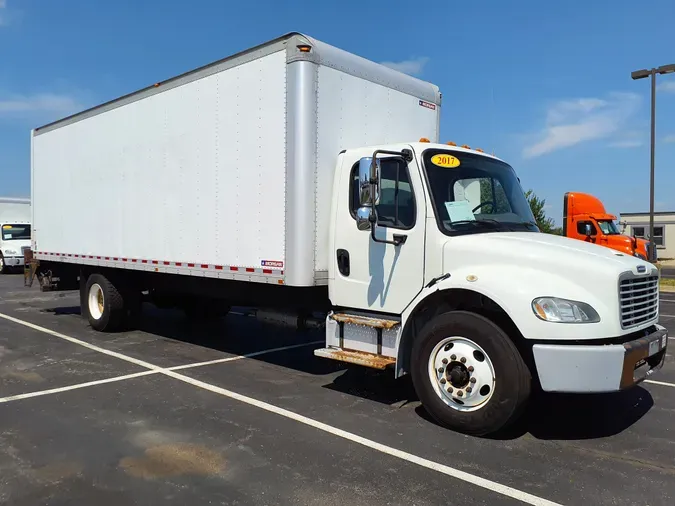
358,157,380,206
355,206,373,231
584,223,592,237
356,157,380,231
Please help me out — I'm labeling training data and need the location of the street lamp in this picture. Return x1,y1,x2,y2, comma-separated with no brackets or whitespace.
631,63,675,262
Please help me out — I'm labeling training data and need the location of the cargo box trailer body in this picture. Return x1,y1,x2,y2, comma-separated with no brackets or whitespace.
31,33,440,289
0,197,31,272
29,33,667,437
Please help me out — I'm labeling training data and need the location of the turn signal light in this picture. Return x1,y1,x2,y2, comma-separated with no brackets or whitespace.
419,137,430,143
297,44,312,52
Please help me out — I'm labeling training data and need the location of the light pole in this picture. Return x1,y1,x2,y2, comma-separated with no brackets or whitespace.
631,64,675,262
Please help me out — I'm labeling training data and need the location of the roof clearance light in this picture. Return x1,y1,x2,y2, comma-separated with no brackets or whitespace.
461,144,470,149
446,141,457,146
475,148,484,153
419,137,430,143
297,44,312,52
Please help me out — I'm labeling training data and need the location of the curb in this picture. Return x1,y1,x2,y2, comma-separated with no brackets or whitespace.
660,286,675,293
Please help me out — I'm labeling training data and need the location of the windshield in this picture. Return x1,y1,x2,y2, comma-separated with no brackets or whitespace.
422,149,538,235
596,220,620,235
1,224,31,241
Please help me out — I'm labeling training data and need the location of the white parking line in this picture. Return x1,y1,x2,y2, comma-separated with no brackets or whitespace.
167,340,324,371
0,312,563,506
645,379,675,388
0,370,158,404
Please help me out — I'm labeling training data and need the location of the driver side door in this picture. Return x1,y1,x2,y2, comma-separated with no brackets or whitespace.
331,154,426,315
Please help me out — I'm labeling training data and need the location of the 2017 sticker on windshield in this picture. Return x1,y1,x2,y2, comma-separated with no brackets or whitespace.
431,154,461,168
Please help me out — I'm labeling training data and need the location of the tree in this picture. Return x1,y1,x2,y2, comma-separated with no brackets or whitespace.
477,179,561,234
524,189,561,235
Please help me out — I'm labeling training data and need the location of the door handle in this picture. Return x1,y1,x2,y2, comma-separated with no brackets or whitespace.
336,249,350,276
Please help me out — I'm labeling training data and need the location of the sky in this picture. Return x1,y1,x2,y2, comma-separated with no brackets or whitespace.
1,0,675,224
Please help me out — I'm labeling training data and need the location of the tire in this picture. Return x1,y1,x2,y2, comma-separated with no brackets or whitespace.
84,273,127,332
411,310,531,436
0,257,5,274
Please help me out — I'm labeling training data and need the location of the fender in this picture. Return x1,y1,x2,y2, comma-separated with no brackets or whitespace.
394,264,620,377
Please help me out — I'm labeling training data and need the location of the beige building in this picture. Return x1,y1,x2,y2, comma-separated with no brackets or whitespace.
619,211,675,259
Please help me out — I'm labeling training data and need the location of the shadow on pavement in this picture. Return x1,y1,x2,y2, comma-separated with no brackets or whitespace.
39,300,653,441
415,386,653,440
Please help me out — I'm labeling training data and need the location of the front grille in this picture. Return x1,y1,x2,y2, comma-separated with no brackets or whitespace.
619,274,659,329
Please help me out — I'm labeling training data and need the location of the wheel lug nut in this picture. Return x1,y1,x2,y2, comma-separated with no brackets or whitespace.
460,357,466,363
451,354,456,360
447,387,453,393
440,378,446,384
438,367,444,373
466,387,472,393
468,366,474,372
470,377,476,384
442,358,448,364
457,390,464,397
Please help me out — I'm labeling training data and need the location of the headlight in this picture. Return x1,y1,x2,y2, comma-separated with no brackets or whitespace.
532,297,600,323
3,249,16,255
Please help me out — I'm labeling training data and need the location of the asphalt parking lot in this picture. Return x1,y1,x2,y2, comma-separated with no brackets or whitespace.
1,274,675,506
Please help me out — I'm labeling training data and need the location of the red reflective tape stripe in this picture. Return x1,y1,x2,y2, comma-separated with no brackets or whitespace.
176,262,182,266
201,264,208,269
132,259,137,263
230,267,238,271
163,261,170,265
263,269,272,274
152,260,158,265
246,268,254,273
141,260,148,264
215,265,223,270
122,258,128,262
188,263,195,267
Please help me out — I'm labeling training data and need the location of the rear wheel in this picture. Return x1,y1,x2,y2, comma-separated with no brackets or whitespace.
83,273,127,332
411,310,531,436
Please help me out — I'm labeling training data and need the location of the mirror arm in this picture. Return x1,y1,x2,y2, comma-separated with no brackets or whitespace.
369,213,406,246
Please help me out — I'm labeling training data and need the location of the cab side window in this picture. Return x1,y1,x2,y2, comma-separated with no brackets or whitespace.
576,221,596,235
350,158,416,229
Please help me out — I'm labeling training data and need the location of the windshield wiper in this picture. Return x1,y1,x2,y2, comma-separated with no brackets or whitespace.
449,219,508,230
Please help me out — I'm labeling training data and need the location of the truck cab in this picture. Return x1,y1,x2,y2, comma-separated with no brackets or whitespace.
562,192,654,261
320,141,666,435
0,197,32,273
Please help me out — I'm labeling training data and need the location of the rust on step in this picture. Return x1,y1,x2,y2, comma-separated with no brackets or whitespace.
314,347,396,370
330,313,399,330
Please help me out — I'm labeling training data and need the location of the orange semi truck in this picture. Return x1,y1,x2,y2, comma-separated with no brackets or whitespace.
562,192,656,262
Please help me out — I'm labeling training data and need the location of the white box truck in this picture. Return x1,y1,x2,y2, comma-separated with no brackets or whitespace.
0,197,31,273
28,33,667,436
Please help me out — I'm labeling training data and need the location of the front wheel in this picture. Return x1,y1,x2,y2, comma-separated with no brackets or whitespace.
411,310,531,436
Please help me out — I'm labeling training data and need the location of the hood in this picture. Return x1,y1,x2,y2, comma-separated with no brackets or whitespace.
443,232,653,278
439,232,657,340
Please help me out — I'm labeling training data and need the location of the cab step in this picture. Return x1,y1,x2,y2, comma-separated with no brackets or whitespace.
314,347,396,370
330,313,400,330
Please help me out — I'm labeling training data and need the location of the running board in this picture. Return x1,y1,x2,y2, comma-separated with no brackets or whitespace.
314,347,396,370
